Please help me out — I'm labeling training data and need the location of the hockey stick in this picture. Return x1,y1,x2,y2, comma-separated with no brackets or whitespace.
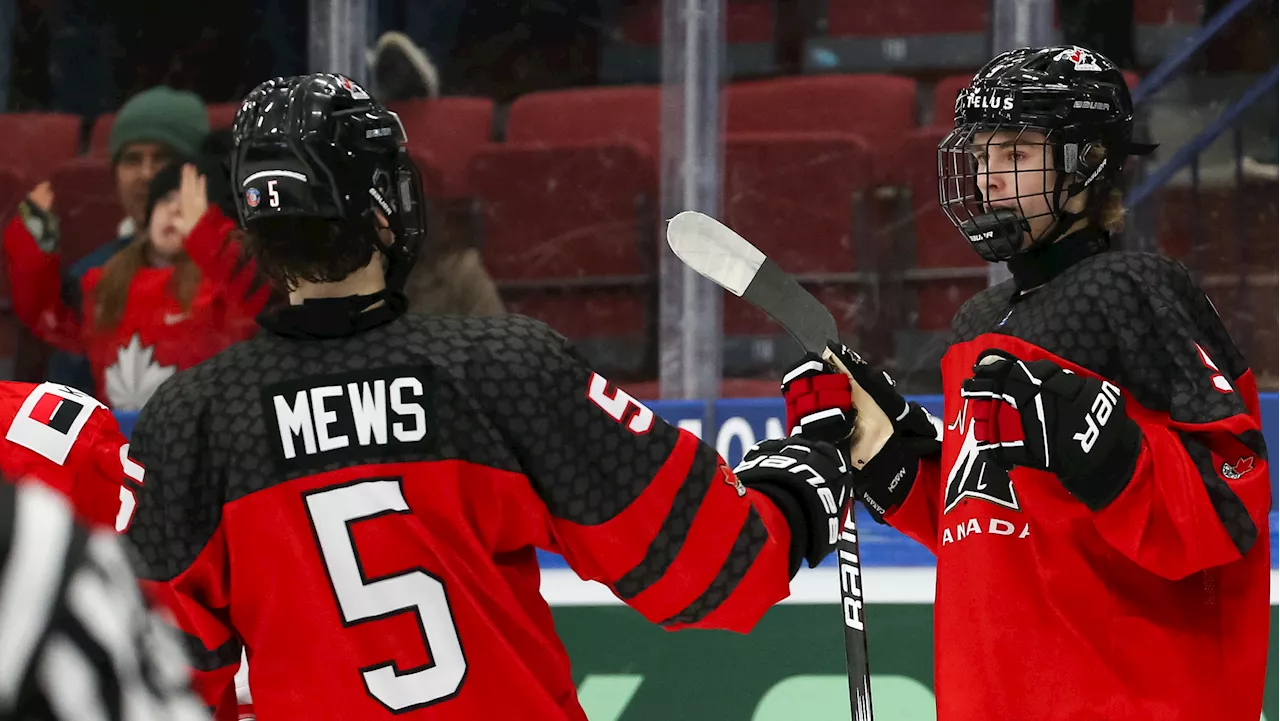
665,210,877,721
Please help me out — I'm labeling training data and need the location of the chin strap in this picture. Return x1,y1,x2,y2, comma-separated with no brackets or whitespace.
965,141,1119,263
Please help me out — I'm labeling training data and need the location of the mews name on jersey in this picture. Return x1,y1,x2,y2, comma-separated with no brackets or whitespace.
264,367,432,470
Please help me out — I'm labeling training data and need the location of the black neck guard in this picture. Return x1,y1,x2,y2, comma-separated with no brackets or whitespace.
1007,225,1110,292
258,290,407,340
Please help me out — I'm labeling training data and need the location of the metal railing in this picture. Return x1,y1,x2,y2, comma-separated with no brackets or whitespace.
1126,66,1279,209
1121,0,1277,379
1130,0,1263,105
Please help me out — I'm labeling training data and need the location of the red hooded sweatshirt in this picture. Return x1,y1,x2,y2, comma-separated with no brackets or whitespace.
4,205,270,409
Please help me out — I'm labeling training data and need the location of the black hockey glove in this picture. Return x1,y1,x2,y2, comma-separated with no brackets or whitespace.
959,349,1142,510
781,343,942,524
733,437,852,575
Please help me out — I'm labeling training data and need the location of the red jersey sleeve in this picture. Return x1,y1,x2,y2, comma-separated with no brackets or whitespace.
66,400,144,530
2,214,83,352
0,381,139,530
884,455,943,554
483,327,794,634
1092,285,1271,581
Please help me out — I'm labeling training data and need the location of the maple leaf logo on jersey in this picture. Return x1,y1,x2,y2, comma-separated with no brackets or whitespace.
1221,456,1255,480
719,463,747,497
943,407,1019,514
104,334,177,411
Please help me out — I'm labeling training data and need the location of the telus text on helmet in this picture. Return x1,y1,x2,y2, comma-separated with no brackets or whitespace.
956,89,1015,113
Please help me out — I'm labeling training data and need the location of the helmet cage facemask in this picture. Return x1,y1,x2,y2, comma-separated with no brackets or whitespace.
938,120,1114,263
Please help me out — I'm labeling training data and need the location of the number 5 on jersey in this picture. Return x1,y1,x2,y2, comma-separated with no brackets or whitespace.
587,374,654,434
304,478,466,712
115,445,147,532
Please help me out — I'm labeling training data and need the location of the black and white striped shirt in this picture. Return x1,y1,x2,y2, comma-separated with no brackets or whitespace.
0,479,209,721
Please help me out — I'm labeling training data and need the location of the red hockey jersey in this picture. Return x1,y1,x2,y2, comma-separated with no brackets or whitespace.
0,380,140,530
887,251,1271,720
124,312,794,721
3,206,269,409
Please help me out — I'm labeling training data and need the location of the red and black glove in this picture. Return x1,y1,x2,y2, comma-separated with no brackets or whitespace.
781,343,942,523
959,349,1142,510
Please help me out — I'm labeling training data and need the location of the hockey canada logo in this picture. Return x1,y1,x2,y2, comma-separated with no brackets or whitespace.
1221,456,1255,480
943,406,1019,514
338,75,370,100
1054,46,1103,71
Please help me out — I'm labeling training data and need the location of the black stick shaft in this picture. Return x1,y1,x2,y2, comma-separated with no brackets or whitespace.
837,499,874,720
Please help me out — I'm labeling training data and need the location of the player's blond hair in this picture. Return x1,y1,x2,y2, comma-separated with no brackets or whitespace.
1082,144,1126,233
1099,189,1126,233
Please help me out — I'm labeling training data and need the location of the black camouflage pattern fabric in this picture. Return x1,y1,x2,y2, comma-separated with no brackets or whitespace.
1179,433,1259,555
125,312,761,626
614,442,721,600
949,250,1261,550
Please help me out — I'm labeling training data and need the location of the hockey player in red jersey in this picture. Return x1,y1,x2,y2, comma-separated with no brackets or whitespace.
123,74,855,721
0,381,140,531
781,46,1271,720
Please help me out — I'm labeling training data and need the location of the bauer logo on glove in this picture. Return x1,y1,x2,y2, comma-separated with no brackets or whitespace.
732,438,852,571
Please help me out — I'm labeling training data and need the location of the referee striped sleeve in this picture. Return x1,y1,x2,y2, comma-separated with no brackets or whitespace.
0,479,74,709
0,479,210,721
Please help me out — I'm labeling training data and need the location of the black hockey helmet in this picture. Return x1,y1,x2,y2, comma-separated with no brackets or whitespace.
937,45,1157,262
231,73,425,292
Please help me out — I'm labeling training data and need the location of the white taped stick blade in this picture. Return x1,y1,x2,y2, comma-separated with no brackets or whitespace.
665,211,766,297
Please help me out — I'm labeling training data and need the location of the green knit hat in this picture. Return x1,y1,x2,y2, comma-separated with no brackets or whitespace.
108,86,209,162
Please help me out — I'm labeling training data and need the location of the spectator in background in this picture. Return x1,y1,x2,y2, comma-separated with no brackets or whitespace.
403,232,505,316
3,135,269,410
368,31,505,317
374,0,464,94
4,86,210,393
370,30,441,102
105,87,209,247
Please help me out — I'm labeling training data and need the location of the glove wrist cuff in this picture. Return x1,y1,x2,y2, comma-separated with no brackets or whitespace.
855,434,920,521
1060,419,1142,510
743,481,808,578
